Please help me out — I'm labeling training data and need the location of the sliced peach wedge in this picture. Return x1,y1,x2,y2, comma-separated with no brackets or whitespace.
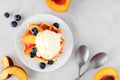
21,35,36,45
1,56,14,69
1,56,14,79
24,44,36,55
46,0,71,12
0,66,28,80
94,67,119,80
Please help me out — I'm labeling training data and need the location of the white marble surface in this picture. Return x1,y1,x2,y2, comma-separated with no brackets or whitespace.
0,0,120,80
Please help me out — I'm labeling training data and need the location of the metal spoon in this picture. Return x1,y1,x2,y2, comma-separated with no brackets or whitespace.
76,45,89,80
78,52,108,80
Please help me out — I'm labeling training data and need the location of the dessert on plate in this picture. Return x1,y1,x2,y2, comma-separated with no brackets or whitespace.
21,22,65,68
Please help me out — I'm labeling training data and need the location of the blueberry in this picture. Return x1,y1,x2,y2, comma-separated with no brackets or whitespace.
30,28,38,35
14,14,21,21
11,21,18,27
39,62,46,69
53,23,59,29
32,48,37,54
4,12,10,18
30,52,36,58
47,60,54,65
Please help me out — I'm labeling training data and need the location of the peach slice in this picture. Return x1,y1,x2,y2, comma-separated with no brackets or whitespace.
46,0,71,12
1,56,14,79
21,35,36,45
24,44,36,55
94,67,119,80
1,56,14,69
0,66,28,80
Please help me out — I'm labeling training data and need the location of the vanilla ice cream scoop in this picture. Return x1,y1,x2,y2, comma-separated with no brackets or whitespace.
35,30,61,59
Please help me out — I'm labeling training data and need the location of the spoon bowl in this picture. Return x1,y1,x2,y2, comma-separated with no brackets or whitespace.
79,45,89,64
89,52,108,69
78,52,108,79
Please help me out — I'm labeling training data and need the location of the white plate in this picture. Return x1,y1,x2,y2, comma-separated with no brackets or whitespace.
15,14,73,72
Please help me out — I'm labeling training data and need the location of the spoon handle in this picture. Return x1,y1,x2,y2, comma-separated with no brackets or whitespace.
78,68,89,80
76,62,84,80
